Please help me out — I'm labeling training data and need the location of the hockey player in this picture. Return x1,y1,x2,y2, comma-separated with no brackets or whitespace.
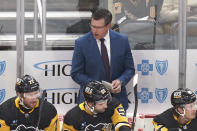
62,81,131,131
0,75,60,131
153,88,197,131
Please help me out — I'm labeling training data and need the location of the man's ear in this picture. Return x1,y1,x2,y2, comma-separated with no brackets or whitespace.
16,92,20,97
87,101,92,106
107,23,111,29
16,92,23,98
177,107,184,114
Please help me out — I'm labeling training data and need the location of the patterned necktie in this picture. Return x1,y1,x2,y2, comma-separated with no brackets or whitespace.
100,38,110,81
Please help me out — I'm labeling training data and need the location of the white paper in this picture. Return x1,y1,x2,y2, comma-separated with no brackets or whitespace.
102,80,113,90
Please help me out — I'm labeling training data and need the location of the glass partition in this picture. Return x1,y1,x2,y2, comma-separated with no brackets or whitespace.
0,0,107,50
2,0,193,50
0,0,17,50
113,0,179,50
186,1,197,49
1,0,196,50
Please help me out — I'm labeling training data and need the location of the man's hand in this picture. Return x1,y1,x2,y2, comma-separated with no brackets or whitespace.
112,79,122,93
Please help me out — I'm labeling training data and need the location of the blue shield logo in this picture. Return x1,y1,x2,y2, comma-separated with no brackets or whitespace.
0,61,6,76
155,60,168,75
0,89,5,104
155,88,168,103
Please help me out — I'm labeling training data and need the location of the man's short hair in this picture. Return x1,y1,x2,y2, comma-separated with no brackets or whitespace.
92,8,112,25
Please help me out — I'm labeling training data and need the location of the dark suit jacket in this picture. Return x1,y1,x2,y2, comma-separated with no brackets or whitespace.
71,29,135,110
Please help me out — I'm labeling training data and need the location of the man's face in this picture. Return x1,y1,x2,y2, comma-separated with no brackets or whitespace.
94,99,108,113
22,90,40,108
184,102,197,120
90,18,110,39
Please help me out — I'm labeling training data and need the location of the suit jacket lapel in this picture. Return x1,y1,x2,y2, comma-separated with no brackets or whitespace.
109,30,117,76
88,33,106,73
88,33,100,58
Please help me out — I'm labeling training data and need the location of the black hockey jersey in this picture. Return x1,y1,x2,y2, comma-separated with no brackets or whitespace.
153,108,197,131
0,96,59,131
62,98,131,131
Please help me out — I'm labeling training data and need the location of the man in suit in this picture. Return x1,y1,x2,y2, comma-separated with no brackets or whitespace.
71,8,135,110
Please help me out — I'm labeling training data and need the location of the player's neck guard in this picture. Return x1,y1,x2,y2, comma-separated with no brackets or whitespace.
173,107,189,123
19,97,32,109
85,101,98,116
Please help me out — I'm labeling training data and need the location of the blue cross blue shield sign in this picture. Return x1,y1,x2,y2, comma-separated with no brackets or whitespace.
155,88,168,103
155,60,168,75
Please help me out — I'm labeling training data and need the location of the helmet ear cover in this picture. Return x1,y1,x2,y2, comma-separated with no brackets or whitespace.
171,88,196,107
15,75,40,94
83,81,111,103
